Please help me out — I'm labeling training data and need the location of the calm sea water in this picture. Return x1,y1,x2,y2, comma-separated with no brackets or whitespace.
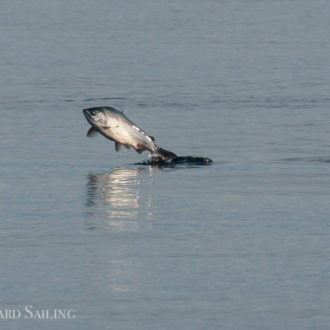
1,0,330,329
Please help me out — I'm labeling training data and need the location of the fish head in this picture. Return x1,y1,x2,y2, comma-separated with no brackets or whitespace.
83,107,125,142
83,107,113,128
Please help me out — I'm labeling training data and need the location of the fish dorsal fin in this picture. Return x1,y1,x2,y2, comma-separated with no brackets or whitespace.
87,127,99,137
148,135,155,141
115,142,122,152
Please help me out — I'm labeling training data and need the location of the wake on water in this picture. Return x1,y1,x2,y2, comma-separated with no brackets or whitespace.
135,155,213,167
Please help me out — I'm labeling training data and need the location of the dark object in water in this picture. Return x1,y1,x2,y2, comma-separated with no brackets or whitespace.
135,156,213,167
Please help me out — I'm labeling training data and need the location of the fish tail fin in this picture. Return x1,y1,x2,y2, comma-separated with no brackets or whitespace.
153,147,177,160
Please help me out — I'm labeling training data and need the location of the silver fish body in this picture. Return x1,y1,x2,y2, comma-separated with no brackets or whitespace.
83,107,177,159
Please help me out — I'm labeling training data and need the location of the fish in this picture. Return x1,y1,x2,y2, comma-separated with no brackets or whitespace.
83,106,177,160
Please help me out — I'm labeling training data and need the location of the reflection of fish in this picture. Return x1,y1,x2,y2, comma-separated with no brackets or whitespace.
85,167,154,232
83,107,177,160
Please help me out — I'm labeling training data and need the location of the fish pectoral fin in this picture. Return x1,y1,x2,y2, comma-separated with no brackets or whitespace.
87,127,99,137
148,135,155,141
115,142,122,152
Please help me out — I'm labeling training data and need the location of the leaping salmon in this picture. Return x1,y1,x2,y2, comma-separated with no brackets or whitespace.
83,107,177,160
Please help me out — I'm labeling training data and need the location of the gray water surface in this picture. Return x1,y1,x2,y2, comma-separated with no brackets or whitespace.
1,0,330,329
